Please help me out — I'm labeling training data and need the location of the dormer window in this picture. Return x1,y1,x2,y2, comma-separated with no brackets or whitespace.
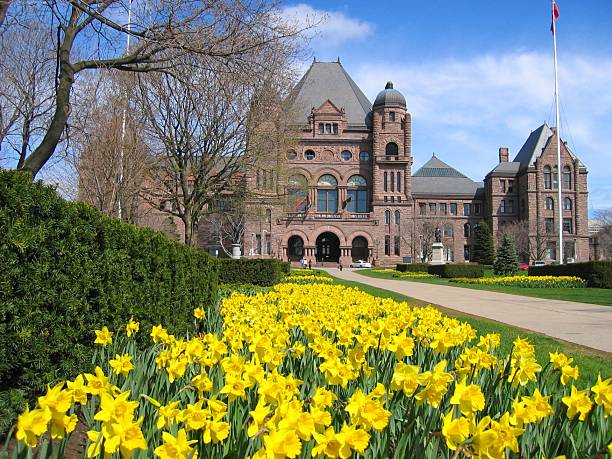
325,123,331,134
389,111,396,122
318,123,324,134
333,123,338,134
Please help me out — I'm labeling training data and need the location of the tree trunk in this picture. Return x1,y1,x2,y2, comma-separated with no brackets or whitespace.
20,15,78,177
0,0,12,27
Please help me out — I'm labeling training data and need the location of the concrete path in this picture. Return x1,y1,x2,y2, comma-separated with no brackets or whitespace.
323,268,612,353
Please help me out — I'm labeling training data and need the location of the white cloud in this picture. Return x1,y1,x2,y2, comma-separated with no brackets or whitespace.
347,52,612,211
281,4,374,46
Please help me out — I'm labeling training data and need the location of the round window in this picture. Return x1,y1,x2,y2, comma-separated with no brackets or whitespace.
304,150,315,161
359,151,370,161
341,150,352,161
287,150,297,160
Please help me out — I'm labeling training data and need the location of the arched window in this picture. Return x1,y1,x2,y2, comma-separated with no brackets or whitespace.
347,175,368,213
385,210,390,225
288,174,308,211
553,165,559,189
385,142,399,156
464,223,471,238
287,150,297,160
545,197,554,210
564,197,572,210
544,166,552,189
394,210,400,225
444,223,453,237
563,165,572,190
265,208,272,223
317,174,338,213
304,149,315,161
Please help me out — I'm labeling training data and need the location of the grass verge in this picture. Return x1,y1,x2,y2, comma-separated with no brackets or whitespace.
329,275,612,385
358,269,612,307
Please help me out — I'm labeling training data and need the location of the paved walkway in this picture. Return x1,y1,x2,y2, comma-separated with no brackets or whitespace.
323,268,612,353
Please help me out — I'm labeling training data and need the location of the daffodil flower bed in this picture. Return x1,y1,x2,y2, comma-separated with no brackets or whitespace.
449,275,587,288
371,269,438,279
9,284,611,458
283,272,333,283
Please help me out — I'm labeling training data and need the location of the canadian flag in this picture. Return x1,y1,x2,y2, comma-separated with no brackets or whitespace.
551,1,560,34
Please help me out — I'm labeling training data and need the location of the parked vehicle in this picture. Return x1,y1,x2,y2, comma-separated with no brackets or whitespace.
350,259,372,268
533,260,546,267
518,264,529,270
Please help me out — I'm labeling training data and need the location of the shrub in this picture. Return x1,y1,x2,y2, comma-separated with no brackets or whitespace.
0,171,219,436
396,263,430,273
217,258,285,286
494,235,519,275
528,261,612,289
427,264,485,278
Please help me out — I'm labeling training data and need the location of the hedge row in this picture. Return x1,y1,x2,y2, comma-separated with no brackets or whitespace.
0,171,219,435
396,263,485,278
396,263,431,273
218,258,287,286
528,261,612,288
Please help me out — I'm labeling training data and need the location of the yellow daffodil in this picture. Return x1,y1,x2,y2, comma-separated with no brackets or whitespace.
109,353,135,377
126,318,140,337
94,326,113,346
154,429,197,459
16,405,51,448
562,385,593,421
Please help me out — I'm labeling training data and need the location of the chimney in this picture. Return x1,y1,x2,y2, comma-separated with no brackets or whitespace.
499,147,509,163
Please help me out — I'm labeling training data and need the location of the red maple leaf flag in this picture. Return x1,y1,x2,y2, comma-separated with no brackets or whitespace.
551,1,560,34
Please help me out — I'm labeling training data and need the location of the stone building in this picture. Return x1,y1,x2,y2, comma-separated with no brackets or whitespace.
237,60,590,265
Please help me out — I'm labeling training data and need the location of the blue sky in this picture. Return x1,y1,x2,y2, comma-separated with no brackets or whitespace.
283,1,612,213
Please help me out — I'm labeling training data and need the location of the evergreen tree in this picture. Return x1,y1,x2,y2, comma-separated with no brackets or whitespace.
473,220,495,265
494,235,519,275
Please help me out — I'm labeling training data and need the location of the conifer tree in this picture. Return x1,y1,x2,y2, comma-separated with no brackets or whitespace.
494,235,519,275
473,220,495,265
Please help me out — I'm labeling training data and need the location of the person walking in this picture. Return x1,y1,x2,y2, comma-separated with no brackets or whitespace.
338,262,343,271
308,259,312,269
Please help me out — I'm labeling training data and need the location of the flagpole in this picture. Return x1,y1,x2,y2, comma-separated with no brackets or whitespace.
118,0,133,220
552,0,563,264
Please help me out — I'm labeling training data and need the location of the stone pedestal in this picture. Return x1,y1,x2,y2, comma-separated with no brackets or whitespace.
231,243,242,259
430,242,445,265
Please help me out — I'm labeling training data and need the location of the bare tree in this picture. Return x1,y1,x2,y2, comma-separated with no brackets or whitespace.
135,54,279,247
593,208,612,260
0,20,55,166
75,82,148,222
11,0,308,177
500,220,548,263
402,218,451,262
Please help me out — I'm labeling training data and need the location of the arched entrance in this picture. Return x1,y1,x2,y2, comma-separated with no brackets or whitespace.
287,235,304,261
316,232,340,262
351,236,369,261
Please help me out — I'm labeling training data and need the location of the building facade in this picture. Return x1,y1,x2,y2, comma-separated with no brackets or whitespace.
238,60,589,266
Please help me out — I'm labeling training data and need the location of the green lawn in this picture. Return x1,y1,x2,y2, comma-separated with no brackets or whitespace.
327,275,612,385
357,269,612,307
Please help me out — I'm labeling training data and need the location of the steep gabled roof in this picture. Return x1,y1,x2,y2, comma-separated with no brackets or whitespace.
512,123,583,170
287,61,372,129
512,123,553,169
412,155,483,197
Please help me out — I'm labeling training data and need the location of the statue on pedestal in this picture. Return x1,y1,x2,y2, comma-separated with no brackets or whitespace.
434,226,442,243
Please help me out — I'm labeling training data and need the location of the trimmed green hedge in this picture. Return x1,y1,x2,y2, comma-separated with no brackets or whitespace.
427,264,485,278
0,171,219,435
218,258,286,286
528,261,612,288
397,262,485,278
396,263,431,273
